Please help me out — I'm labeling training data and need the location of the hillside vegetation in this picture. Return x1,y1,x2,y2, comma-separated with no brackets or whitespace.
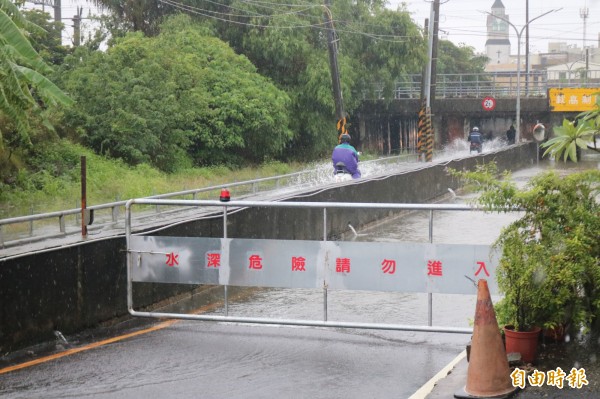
0,1,487,217
0,140,301,218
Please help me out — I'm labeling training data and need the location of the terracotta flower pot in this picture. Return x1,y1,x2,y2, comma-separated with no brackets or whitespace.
504,325,542,364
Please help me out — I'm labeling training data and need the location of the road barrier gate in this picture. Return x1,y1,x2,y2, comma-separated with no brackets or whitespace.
126,199,502,334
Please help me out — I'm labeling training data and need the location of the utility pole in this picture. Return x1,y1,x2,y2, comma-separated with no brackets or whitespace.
430,0,440,101
30,0,62,40
54,0,61,26
525,0,529,95
323,0,345,131
72,7,83,47
580,3,589,50
424,4,434,110
417,18,429,161
586,47,590,81
420,17,429,102
422,1,438,162
30,0,61,26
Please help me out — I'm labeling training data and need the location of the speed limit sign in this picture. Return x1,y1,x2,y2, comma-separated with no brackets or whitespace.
482,96,496,111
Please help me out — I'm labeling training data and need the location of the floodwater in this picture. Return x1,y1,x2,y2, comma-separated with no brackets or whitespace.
0,153,597,399
285,137,510,190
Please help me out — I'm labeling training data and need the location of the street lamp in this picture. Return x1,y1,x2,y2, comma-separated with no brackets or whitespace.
565,59,586,87
561,50,593,86
484,8,562,143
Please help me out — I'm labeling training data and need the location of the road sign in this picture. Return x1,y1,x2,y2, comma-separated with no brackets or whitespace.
336,117,347,134
129,235,500,295
482,96,496,111
549,88,598,112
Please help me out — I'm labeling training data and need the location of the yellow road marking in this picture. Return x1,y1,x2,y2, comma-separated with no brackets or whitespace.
0,319,178,375
0,300,224,375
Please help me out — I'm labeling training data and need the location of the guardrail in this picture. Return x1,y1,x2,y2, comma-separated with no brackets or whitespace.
0,153,419,249
382,71,600,100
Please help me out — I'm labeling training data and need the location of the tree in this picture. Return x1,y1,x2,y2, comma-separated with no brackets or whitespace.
21,8,69,65
86,0,175,36
436,40,488,74
211,0,426,158
0,0,72,180
57,15,293,172
80,1,454,159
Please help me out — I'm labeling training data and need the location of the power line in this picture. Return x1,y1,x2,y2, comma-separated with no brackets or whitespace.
159,0,327,30
159,0,425,43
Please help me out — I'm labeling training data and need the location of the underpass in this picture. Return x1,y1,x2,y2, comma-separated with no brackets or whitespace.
0,143,545,398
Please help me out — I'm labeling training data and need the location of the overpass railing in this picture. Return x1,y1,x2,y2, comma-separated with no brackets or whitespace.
0,154,419,250
387,70,600,100
126,199,503,334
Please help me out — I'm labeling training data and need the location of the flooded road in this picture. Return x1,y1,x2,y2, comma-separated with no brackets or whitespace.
1,158,598,399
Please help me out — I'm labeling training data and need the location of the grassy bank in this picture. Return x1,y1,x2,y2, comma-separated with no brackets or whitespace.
0,141,310,219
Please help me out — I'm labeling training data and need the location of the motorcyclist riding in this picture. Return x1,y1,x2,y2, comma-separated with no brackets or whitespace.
468,126,483,154
332,133,361,179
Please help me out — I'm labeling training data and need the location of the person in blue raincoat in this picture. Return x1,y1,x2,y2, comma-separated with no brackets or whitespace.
332,133,361,179
468,126,483,153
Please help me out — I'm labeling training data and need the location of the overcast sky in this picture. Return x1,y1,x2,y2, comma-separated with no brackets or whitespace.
26,0,600,56
387,0,600,55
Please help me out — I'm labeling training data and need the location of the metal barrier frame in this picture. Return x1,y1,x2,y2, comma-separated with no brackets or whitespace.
125,199,495,335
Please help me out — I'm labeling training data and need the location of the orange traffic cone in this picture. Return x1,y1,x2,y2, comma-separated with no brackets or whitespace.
455,279,518,399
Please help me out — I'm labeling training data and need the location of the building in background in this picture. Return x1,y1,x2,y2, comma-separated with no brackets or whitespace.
484,1,599,79
485,0,511,65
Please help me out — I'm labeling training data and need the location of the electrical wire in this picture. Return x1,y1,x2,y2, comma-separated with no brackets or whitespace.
158,0,426,43
159,0,328,30
162,0,318,20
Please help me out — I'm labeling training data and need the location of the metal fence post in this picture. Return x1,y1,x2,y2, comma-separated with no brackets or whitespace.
112,195,120,223
29,206,34,236
428,209,434,327
323,207,328,322
223,205,229,316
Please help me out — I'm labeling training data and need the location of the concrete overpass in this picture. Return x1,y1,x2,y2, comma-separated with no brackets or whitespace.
355,72,600,155
357,96,551,154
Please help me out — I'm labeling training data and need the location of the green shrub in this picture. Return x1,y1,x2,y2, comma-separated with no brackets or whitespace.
451,163,600,335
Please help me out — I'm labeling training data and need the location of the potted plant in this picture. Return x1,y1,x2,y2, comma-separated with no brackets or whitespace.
451,163,600,363
493,225,577,363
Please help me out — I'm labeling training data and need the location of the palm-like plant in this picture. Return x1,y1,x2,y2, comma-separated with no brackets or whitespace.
579,95,600,153
542,92,600,162
0,0,72,144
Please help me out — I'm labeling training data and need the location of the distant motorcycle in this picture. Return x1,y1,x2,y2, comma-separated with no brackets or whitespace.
333,162,352,182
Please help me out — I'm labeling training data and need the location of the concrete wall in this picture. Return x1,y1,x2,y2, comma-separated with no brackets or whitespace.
0,144,538,352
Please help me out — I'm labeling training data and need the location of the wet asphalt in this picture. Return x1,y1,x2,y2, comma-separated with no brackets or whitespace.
0,314,469,398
